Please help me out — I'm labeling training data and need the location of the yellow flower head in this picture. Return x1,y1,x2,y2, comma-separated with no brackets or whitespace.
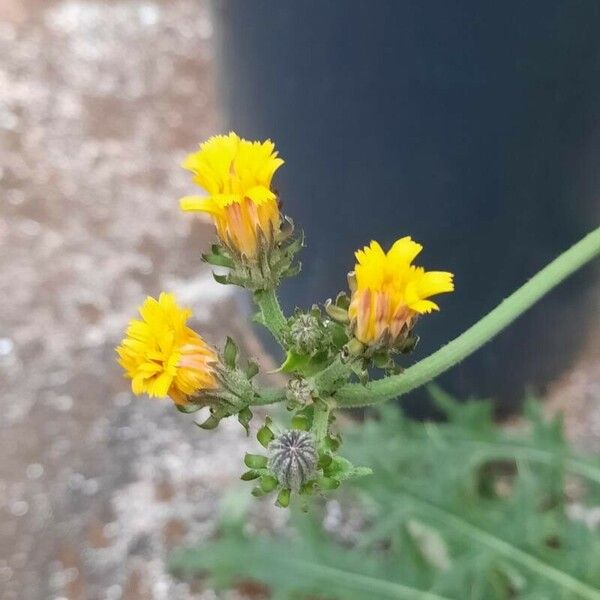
179,132,284,259
348,237,454,345
116,293,218,404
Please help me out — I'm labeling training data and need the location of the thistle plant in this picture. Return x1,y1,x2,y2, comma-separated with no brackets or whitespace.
117,131,600,509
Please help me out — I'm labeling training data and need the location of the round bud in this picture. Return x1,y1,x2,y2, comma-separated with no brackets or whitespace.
268,430,318,492
286,377,314,407
289,313,321,353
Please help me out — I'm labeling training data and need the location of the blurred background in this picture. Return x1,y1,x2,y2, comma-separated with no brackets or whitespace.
0,1,599,599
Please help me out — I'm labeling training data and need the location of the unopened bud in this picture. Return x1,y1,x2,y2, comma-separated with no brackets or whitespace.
286,378,314,407
289,313,321,353
268,430,318,492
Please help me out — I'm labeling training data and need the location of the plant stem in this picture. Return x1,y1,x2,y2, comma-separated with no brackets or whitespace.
254,288,287,347
336,225,600,408
253,386,286,406
311,356,352,395
312,399,331,443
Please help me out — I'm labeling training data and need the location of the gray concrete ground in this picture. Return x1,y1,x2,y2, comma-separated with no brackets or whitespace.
0,1,281,598
0,1,598,599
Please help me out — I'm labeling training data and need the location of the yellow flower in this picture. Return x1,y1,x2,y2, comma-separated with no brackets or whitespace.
179,132,284,258
348,237,454,345
116,293,218,404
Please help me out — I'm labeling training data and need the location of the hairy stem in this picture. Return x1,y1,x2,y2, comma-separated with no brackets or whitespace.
254,288,287,347
254,386,286,406
312,399,331,443
311,356,353,395
336,225,600,407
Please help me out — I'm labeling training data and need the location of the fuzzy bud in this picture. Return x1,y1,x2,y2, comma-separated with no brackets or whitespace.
289,313,321,353
286,378,314,407
268,430,318,492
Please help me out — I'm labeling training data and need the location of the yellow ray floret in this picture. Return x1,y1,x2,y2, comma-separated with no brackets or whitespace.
116,293,218,404
348,237,454,345
179,132,284,258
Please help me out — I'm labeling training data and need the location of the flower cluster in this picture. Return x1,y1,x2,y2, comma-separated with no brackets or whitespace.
116,132,454,508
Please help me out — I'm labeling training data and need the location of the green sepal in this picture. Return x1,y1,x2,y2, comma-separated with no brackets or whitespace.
241,470,260,481
291,413,311,431
324,434,341,452
237,407,253,435
223,336,238,368
244,453,268,469
318,453,333,469
299,480,316,496
196,412,222,430
335,291,351,310
324,299,349,323
244,360,259,379
213,272,231,285
276,488,291,508
372,351,392,369
260,475,278,493
202,251,235,268
319,477,340,490
283,261,302,278
257,421,275,448
174,402,201,414
327,321,349,349
251,486,267,498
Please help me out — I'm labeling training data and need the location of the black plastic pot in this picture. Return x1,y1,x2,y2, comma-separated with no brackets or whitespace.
211,1,599,414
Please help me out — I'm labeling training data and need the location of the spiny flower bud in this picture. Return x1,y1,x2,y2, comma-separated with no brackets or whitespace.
286,377,314,407
289,313,321,353
268,430,318,492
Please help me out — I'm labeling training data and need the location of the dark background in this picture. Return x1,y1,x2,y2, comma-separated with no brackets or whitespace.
214,0,600,413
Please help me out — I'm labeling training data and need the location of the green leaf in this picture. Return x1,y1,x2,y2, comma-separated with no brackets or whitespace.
223,336,237,368
177,393,600,599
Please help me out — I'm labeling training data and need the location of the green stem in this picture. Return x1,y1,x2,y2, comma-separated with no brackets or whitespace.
253,386,286,406
337,225,600,407
311,356,353,395
312,399,331,443
254,288,287,347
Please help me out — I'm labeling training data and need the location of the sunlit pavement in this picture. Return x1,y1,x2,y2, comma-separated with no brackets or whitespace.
0,2,279,598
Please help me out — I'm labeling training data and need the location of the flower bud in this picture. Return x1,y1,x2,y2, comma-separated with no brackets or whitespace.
286,377,314,408
288,313,321,354
268,430,318,492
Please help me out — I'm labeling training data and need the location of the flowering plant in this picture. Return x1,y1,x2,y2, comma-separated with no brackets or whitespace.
117,132,600,508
